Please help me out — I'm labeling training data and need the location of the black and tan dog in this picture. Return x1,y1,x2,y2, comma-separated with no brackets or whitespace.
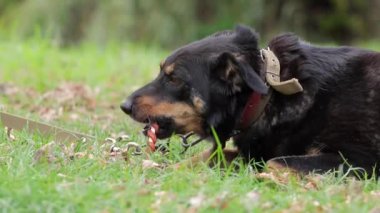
121,25,380,176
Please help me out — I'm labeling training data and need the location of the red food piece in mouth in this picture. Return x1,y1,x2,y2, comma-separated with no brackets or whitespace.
146,123,159,152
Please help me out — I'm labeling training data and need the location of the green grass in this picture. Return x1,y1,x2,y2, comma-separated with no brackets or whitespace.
1,38,380,212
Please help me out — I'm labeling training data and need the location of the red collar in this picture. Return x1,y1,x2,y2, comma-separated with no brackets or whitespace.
237,47,305,130
238,90,272,130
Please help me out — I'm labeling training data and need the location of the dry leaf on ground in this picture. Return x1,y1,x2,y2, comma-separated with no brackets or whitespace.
0,83,19,96
34,141,58,163
142,160,163,170
151,191,177,210
188,193,206,209
256,171,296,185
41,82,98,109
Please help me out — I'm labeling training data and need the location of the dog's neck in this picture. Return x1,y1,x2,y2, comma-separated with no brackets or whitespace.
237,48,303,130
238,90,271,129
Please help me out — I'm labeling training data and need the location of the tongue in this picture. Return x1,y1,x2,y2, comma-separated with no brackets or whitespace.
146,123,159,152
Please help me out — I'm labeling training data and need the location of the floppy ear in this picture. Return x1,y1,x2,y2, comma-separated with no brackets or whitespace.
214,52,268,94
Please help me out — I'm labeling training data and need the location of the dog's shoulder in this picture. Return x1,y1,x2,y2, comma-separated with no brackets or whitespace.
261,33,378,128
268,33,303,55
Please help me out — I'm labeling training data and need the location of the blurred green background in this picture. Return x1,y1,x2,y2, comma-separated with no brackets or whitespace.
1,0,379,48
1,2,380,212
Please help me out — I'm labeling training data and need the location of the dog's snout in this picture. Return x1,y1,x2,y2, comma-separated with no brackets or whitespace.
120,99,133,115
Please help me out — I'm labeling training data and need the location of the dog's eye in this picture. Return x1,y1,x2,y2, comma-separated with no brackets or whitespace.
167,75,183,86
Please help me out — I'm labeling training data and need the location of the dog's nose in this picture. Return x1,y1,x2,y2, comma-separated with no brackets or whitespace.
120,99,133,115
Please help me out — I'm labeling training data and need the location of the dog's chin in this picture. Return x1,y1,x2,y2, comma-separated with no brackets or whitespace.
141,116,176,139
155,128,174,139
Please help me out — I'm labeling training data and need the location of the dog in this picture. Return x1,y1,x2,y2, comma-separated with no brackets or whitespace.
121,25,380,176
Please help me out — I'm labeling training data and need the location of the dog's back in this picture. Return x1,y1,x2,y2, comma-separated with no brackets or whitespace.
236,34,380,175
321,51,380,172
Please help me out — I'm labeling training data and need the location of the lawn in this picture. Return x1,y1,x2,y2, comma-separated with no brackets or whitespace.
0,38,380,212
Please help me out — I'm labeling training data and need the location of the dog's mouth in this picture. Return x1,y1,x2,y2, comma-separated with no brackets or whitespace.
142,117,175,139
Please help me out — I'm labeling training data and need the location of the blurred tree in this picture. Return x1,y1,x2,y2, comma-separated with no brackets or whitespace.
301,0,376,43
0,0,24,13
61,0,97,45
260,0,379,43
0,0,378,47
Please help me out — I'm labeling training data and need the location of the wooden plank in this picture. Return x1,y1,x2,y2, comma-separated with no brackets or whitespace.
0,112,95,142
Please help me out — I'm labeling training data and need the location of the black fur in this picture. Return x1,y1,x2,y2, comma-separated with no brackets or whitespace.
122,25,380,176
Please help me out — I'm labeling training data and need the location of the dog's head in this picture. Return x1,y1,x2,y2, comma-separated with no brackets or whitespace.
121,25,268,140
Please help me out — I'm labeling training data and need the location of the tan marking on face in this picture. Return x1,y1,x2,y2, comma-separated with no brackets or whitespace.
192,96,205,113
163,63,175,75
225,62,237,80
134,96,204,135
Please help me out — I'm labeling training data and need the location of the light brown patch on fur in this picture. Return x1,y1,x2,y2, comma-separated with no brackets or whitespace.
306,147,321,155
163,63,175,75
135,96,204,135
225,62,236,79
159,61,165,69
192,96,205,113
225,62,242,92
